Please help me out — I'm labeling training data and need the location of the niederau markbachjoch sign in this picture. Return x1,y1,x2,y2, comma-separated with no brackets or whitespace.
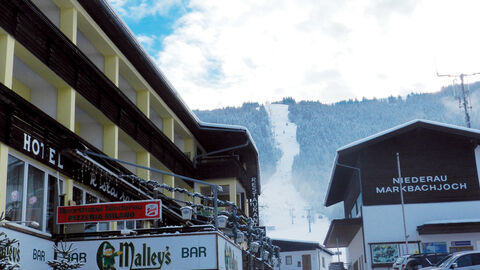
360,130,480,205
57,200,161,224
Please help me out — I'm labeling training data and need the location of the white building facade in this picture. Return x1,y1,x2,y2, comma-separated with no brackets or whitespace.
324,120,480,270
273,239,333,270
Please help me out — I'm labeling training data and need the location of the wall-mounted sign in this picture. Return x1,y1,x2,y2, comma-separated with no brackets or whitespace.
0,227,54,270
64,232,241,270
218,235,242,270
370,243,399,266
422,242,447,253
57,200,161,224
84,170,132,201
451,241,471,247
22,133,64,169
249,177,259,226
8,128,71,176
361,131,480,205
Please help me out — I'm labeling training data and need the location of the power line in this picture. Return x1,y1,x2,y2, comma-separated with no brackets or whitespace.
437,72,480,128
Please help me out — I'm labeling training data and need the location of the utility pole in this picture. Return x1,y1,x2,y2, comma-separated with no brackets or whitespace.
437,72,480,128
396,153,409,255
305,207,312,233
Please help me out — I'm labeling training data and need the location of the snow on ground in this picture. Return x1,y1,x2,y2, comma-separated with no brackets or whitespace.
259,103,331,244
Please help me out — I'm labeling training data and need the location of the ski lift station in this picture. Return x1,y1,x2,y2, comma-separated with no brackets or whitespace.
0,0,279,269
324,119,480,270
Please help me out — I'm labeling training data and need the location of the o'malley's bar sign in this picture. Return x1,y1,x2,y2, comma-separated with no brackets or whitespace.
57,200,162,224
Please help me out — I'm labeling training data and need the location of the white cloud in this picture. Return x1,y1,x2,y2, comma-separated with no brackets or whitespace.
113,0,480,109
136,34,156,50
107,0,186,20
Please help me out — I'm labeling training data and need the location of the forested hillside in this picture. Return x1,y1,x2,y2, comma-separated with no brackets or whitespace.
194,102,281,178
194,82,480,218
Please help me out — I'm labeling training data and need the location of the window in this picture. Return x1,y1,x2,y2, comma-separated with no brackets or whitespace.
286,255,292,265
349,194,363,218
471,253,480,266
5,154,63,233
117,220,144,230
456,255,472,267
322,256,325,268
72,186,109,232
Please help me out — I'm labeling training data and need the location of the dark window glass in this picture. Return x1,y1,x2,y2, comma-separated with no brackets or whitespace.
117,221,125,230
6,156,25,222
126,220,135,229
456,255,472,267
26,166,45,229
73,187,82,206
471,253,480,265
46,175,58,233
86,193,97,204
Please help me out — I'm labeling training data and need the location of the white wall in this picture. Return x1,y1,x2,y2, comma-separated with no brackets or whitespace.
174,133,185,152
347,228,365,270
13,57,57,119
361,201,480,270
75,107,103,151
77,30,104,72
319,250,333,270
363,201,480,244
150,108,163,131
118,75,137,104
278,249,332,270
118,140,136,174
31,0,60,27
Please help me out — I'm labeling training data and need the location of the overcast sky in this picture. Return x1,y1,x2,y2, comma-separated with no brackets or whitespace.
108,0,480,110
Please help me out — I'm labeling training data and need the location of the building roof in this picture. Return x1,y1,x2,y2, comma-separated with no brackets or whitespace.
325,119,480,207
272,239,334,255
417,219,480,235
323,218,362,248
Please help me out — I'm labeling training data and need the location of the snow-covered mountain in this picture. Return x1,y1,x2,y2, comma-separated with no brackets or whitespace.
194,83,480,224
259,103,331,242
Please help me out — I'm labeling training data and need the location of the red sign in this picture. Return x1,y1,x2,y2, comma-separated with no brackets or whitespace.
57,200,162,224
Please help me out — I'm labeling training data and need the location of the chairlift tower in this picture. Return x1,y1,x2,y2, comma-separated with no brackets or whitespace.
437,72,480,128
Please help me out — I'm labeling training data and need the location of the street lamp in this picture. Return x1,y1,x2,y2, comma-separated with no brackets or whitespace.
236,231,245,244
263,250,270,261
250,241,260,253
180,206,193,221
217,215,228,228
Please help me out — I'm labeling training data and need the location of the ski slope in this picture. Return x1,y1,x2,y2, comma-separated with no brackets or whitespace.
259,103,331,243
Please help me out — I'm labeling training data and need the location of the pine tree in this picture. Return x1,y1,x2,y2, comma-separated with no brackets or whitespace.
47,242,84,270
0,213,20,270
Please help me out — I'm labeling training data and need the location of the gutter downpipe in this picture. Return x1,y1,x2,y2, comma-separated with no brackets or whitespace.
335,162,367,264
83,150,222,230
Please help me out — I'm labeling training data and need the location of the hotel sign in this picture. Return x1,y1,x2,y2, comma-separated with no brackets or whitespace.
57,200,162,224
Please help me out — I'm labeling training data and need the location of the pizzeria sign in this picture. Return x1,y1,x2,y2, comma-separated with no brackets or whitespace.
57,200,162,224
